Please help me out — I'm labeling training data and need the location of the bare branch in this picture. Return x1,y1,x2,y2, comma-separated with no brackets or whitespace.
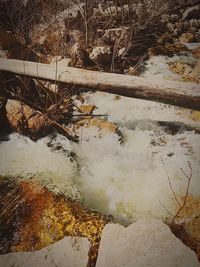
159,200,174,217
161,157,181,207
171,161,192,225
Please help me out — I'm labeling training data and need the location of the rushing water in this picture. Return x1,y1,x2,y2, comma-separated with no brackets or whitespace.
0,94,200,225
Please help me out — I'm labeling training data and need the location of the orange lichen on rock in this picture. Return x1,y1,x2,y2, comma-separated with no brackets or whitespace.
0,177,110,266
75,117,117,134
169,61,200,84
6,100,50,139
79,105,96,114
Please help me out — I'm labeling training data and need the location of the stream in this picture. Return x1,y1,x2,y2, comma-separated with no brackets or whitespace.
1,92,200,226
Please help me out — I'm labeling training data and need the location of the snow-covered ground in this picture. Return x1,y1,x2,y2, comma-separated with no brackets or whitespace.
141,53,198,81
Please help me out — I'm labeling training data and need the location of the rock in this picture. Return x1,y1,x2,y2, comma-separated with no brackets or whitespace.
190,19,199,28
75,117,117,135
55,3,85,20
31,20,66,46
6,100,26,132
157,34,174,45
30,21,66,59
127,66,140,76
0,29,18,50
0,30,41,61
149,45,172,56
118,47,126,57
28,114,47,132
51,57,71,67
0,178,109,264
8,44,45,62
169,60,200,84
100,121,117,133
6,100,50,139
179,32,195,43
161,14,170,22
70,42,89,68
167,23,175,32
96,219,200,267
69,30,84,43
0,43,8,58
170,14,179,22
176,22,184,34
79,105,96,114
0,237,90,267
0,96,10,135
183,21,190,30
189,27,197,33
43,31,62,50
101,27,129,45
182,5,200,20
165,42,189,53
67,30,91,67
89,46,112,65
173,29,178,36
190,111,200,122
192,47,200,58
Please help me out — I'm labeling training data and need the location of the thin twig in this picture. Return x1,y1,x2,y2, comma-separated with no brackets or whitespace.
161,157,181,207
171,161,192,225
159,200,174,217
160,159,192,225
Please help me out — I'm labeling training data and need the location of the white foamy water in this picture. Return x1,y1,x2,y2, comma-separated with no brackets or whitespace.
0,133,80,199
0,92,200,224
74,129,200,223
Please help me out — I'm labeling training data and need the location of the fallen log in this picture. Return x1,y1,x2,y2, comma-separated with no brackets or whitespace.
0,58,200,111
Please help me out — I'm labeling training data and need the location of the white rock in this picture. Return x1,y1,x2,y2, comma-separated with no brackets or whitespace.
89,46,112,65
56,3,85,20
0,237,90,267
96,219,200,267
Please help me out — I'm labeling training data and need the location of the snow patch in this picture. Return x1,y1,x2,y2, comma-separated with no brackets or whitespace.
141,54,197,81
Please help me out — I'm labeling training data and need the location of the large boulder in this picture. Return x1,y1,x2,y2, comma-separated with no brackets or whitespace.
0,237,90,267
96,219,200,267
6,100,50,139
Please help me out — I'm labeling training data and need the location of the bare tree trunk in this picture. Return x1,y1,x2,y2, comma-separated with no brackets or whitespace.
0,58,200,111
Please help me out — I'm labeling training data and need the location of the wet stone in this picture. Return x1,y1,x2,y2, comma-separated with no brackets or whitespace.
0,237,90,267
96,219,200,267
